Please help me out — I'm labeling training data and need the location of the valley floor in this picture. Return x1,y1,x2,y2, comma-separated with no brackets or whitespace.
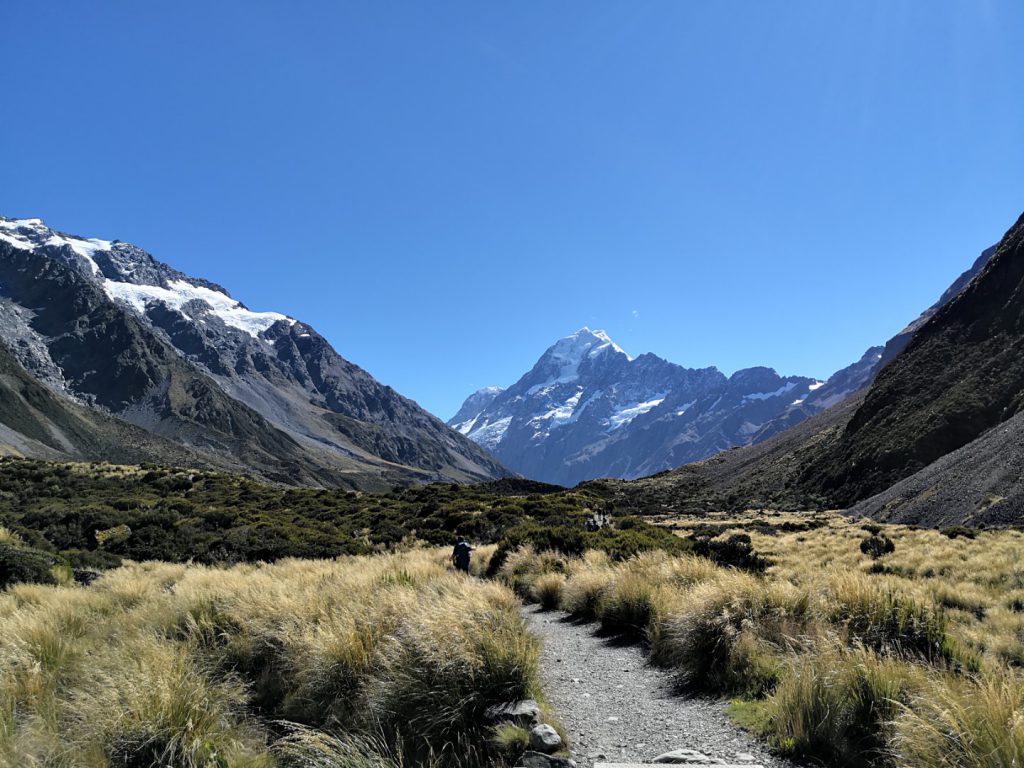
523,605,790,767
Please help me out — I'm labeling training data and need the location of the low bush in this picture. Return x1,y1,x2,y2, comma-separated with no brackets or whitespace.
0,542,58,589
689,533,770,572
860,534,896,559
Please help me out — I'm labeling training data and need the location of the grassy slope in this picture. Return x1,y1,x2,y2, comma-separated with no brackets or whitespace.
505,513,1024,768
0,549,544,768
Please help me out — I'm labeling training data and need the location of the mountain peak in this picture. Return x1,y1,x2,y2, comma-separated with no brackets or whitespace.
552,327,630,361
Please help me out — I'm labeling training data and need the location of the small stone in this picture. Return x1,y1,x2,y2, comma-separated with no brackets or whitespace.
529,724,563,754
519,750,577,768
735,754,756,762
653,748,724,764
484,699,543,727
606,716,619,722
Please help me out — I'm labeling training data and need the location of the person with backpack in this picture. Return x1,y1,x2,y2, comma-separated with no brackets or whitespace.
451,538,474,574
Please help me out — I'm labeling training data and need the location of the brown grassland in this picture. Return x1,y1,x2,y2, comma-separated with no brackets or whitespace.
0,543,553,768
500,511,1024,768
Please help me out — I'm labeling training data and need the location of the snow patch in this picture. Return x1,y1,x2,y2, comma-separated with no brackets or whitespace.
743,382,797,401
808,381,826,391
530,390,583,430
0,218,111,274
103,279,294,338
606,395,666,431
466,416,513,449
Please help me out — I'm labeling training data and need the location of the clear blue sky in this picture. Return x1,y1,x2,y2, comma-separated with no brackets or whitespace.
2,2,1022,420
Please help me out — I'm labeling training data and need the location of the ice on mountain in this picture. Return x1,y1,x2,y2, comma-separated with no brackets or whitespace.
743,382,797,401
606,395,666,431
466,416,513,449
103,279,294,338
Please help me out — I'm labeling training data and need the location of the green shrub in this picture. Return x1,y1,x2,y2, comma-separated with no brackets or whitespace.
940,526,978,540
689,533,769,572
0,542,57,589
860,534,895,559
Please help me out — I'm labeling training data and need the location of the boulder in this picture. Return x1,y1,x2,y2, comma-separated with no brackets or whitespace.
519,750,577,768
529,724,563,754
485,698,543,727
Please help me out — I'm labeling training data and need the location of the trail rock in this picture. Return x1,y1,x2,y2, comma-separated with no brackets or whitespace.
530,724,564,753
486,699,543,727
520,751,577,768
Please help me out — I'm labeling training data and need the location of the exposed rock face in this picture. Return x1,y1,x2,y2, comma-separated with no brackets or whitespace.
451,239,996,487
601,220,1014,526
450,328,823,486
0,216,506,488
802,213,1024,511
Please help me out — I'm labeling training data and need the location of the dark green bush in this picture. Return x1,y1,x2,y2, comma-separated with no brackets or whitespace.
860,534,895,559
690,533,769,572
0,543,57,589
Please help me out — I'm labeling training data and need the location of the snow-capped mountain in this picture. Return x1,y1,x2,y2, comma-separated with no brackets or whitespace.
0,216,506,488
450,241,999,487
449,327,822,485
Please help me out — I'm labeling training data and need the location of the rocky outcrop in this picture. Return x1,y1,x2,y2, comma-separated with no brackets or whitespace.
0,216,507,488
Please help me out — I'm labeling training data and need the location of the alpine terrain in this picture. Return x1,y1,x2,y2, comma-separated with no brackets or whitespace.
0,216,506,489
604,212,1021,528
451,242,996,487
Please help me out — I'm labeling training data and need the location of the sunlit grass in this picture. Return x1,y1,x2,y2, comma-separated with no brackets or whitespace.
0,548,539,768
504,513,1024,767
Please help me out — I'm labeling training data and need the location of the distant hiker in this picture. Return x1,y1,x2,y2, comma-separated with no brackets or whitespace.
451,538,474,573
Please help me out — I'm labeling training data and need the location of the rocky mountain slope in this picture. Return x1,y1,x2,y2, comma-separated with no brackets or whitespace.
451,236,996,488
0,216,506,488
449,328,824,485
603,216,1016,526
800,212,1024,510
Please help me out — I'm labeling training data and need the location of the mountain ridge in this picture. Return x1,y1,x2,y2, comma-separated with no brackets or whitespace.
0,215,507,488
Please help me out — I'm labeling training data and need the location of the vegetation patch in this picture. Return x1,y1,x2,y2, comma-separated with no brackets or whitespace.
0,549,545,767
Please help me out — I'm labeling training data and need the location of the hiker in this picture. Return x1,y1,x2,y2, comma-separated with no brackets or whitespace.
451,538,474,573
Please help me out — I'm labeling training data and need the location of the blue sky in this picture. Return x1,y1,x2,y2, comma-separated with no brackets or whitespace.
2,2,1022,420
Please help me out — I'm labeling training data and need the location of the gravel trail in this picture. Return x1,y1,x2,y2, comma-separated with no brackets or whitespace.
523,605,794,767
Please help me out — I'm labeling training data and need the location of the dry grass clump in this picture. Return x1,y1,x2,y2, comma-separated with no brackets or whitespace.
765,644,926,767
826,573,956,664
0,548,539,768
892,669,1024,768
530,573,567,610
507,517,1024,768
651,573,813,695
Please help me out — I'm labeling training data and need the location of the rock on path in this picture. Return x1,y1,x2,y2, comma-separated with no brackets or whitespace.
522,606,794,768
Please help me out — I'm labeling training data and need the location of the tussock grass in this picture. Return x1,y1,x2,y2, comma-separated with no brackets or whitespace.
766,644,925,767
505,512,1024,768
0,549,540,767
531,573,567,610
892,669,1024,768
